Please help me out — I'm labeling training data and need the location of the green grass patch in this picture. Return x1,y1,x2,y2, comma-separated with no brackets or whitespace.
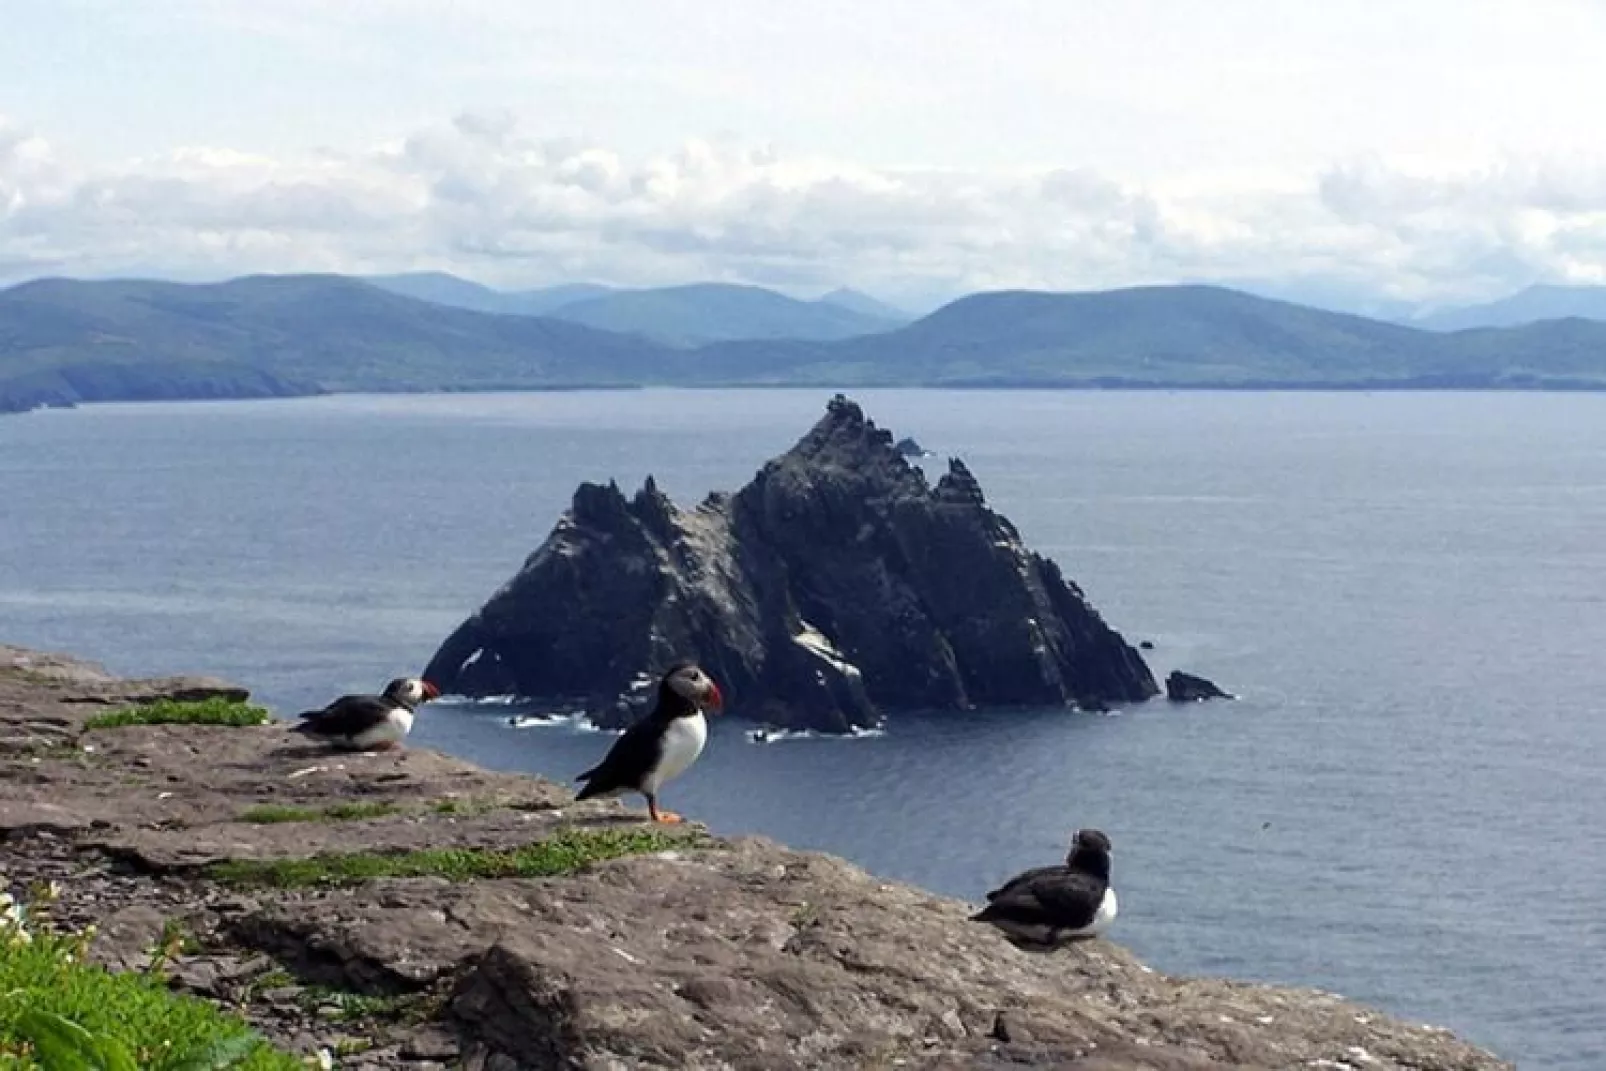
84,697,270,731
238,801,400,825
208,827,699,889
300,985,442,1025
429,796,516,817
0,923,298,1070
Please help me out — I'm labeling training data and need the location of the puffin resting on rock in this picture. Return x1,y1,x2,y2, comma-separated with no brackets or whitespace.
575,662,724,823
292,677,440,751
971,828,1119,947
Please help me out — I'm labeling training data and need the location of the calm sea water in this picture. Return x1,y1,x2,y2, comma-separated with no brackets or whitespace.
3,389,1604,1069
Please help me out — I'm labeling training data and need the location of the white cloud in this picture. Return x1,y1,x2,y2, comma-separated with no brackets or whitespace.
5,109,1606,308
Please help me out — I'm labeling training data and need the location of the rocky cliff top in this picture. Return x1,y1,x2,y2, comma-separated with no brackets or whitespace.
426,396,1157,732
0,645,1510,1069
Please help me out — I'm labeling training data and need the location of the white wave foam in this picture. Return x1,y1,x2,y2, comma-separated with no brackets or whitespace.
506,711,622,735
747,724,886,744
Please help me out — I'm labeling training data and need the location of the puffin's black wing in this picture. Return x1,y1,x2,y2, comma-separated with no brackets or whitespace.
294,695,390,738
973,868,1103,929
985,864,1063,901
574,719,665,798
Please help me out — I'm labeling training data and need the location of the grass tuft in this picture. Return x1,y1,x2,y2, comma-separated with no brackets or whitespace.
84,697,270,731
238,801,400,825
301,985,443,1025
207,827,698,889
429,796,522,817
0,918,298,1069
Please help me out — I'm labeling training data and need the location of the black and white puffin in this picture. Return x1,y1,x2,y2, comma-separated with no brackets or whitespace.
574,662,723,823
971,828,1119,946
291,677,440,751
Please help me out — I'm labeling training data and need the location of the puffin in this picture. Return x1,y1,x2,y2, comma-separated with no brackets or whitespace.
574,662,723,823
291,677,440,751
971,828,1119,946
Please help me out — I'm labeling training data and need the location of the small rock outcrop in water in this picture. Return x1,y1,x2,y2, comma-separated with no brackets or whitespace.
895,435,930,457
0,648,1513,1069
426,396,1158,732
1166,670,1234,702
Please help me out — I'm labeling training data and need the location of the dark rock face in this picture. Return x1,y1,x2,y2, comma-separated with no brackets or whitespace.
426,395,1159,732
1165,670,1234,702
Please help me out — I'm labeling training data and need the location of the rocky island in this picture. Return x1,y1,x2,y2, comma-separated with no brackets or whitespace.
0,645,1509,1069
1166,670,1235,702
426,396,1157,732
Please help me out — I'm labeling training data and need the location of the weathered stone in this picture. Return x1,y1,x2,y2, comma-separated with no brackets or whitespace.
89,903,169,970
426,396,1158,732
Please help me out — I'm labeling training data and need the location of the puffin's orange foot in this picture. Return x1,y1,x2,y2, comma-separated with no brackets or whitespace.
651,809,684,824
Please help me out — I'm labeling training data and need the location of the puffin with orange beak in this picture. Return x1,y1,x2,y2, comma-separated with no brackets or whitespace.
291,676,440,751
575,661,724,823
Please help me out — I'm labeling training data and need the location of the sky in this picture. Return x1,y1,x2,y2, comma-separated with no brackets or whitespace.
5,0,1606,311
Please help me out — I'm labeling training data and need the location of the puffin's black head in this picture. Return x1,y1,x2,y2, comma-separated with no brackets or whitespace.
1073,828,1112,855
382,677,442,707
1066,828,1113,880
659,662,724,716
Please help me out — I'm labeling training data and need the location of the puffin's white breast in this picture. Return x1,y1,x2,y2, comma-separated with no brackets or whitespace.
645,712,707,793
352,708,413,748
1068,887,1118,938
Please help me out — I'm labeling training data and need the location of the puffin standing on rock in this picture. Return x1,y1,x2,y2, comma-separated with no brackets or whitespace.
575,662,724,823
971,828,1119,947
292,677,440,751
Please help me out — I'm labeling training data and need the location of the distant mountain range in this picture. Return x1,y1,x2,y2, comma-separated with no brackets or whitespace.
363,272,617,317
6,273,1606,413
1416,284,1606,331
363,273,908,346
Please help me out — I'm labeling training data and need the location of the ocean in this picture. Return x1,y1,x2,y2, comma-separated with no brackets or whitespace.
3,388,1604,1069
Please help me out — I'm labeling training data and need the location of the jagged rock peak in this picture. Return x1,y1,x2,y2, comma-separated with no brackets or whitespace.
797,394,894,461
771,393,928,496
936,458,987,505
632,474,677,536
570,479,632,525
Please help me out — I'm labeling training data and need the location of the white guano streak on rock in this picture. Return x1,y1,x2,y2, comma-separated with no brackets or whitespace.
793,622,862,679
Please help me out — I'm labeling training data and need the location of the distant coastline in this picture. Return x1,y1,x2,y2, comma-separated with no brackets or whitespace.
13,377,1606,419
8,273,1606,414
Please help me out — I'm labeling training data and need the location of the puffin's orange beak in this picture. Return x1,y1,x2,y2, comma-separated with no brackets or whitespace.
421,681,441,701
703,681,724,714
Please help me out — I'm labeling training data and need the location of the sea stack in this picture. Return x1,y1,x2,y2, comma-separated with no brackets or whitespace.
1165,670,1234,702
425,395,1158,732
